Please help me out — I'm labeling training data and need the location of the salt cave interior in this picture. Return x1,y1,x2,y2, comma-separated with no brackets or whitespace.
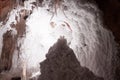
0,0,120,80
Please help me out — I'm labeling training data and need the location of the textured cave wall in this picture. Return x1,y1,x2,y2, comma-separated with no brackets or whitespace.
0,30,17,72
93,0,120,44
75,0,120,79
91,0,120,80
0,0,26,22
0,0,27,73
38,37,104,80
0,0,16,21
0,0,119,80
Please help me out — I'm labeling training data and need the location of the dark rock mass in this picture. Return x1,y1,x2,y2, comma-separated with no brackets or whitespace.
0,30,17,72
38,37,104,80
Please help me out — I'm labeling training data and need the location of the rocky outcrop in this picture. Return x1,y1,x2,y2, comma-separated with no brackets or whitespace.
38,37,104,80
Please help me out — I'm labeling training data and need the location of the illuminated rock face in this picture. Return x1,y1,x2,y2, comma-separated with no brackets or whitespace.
38,37,104,80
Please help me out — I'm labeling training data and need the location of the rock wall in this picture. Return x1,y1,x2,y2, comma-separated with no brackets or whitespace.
92,0,120,80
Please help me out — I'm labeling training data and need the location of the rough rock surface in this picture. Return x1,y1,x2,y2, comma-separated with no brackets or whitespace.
91,0,120,80
0,1,27,74
0,30,17,72
38,37,104,80
0,0,16,21
0,11,26,73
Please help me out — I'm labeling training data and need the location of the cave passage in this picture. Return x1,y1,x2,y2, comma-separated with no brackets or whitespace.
0,0,118,80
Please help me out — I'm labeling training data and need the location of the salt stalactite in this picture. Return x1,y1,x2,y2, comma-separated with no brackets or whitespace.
21,60,27,80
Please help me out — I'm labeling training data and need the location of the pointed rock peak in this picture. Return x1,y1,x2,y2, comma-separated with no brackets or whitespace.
38,37,104,80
